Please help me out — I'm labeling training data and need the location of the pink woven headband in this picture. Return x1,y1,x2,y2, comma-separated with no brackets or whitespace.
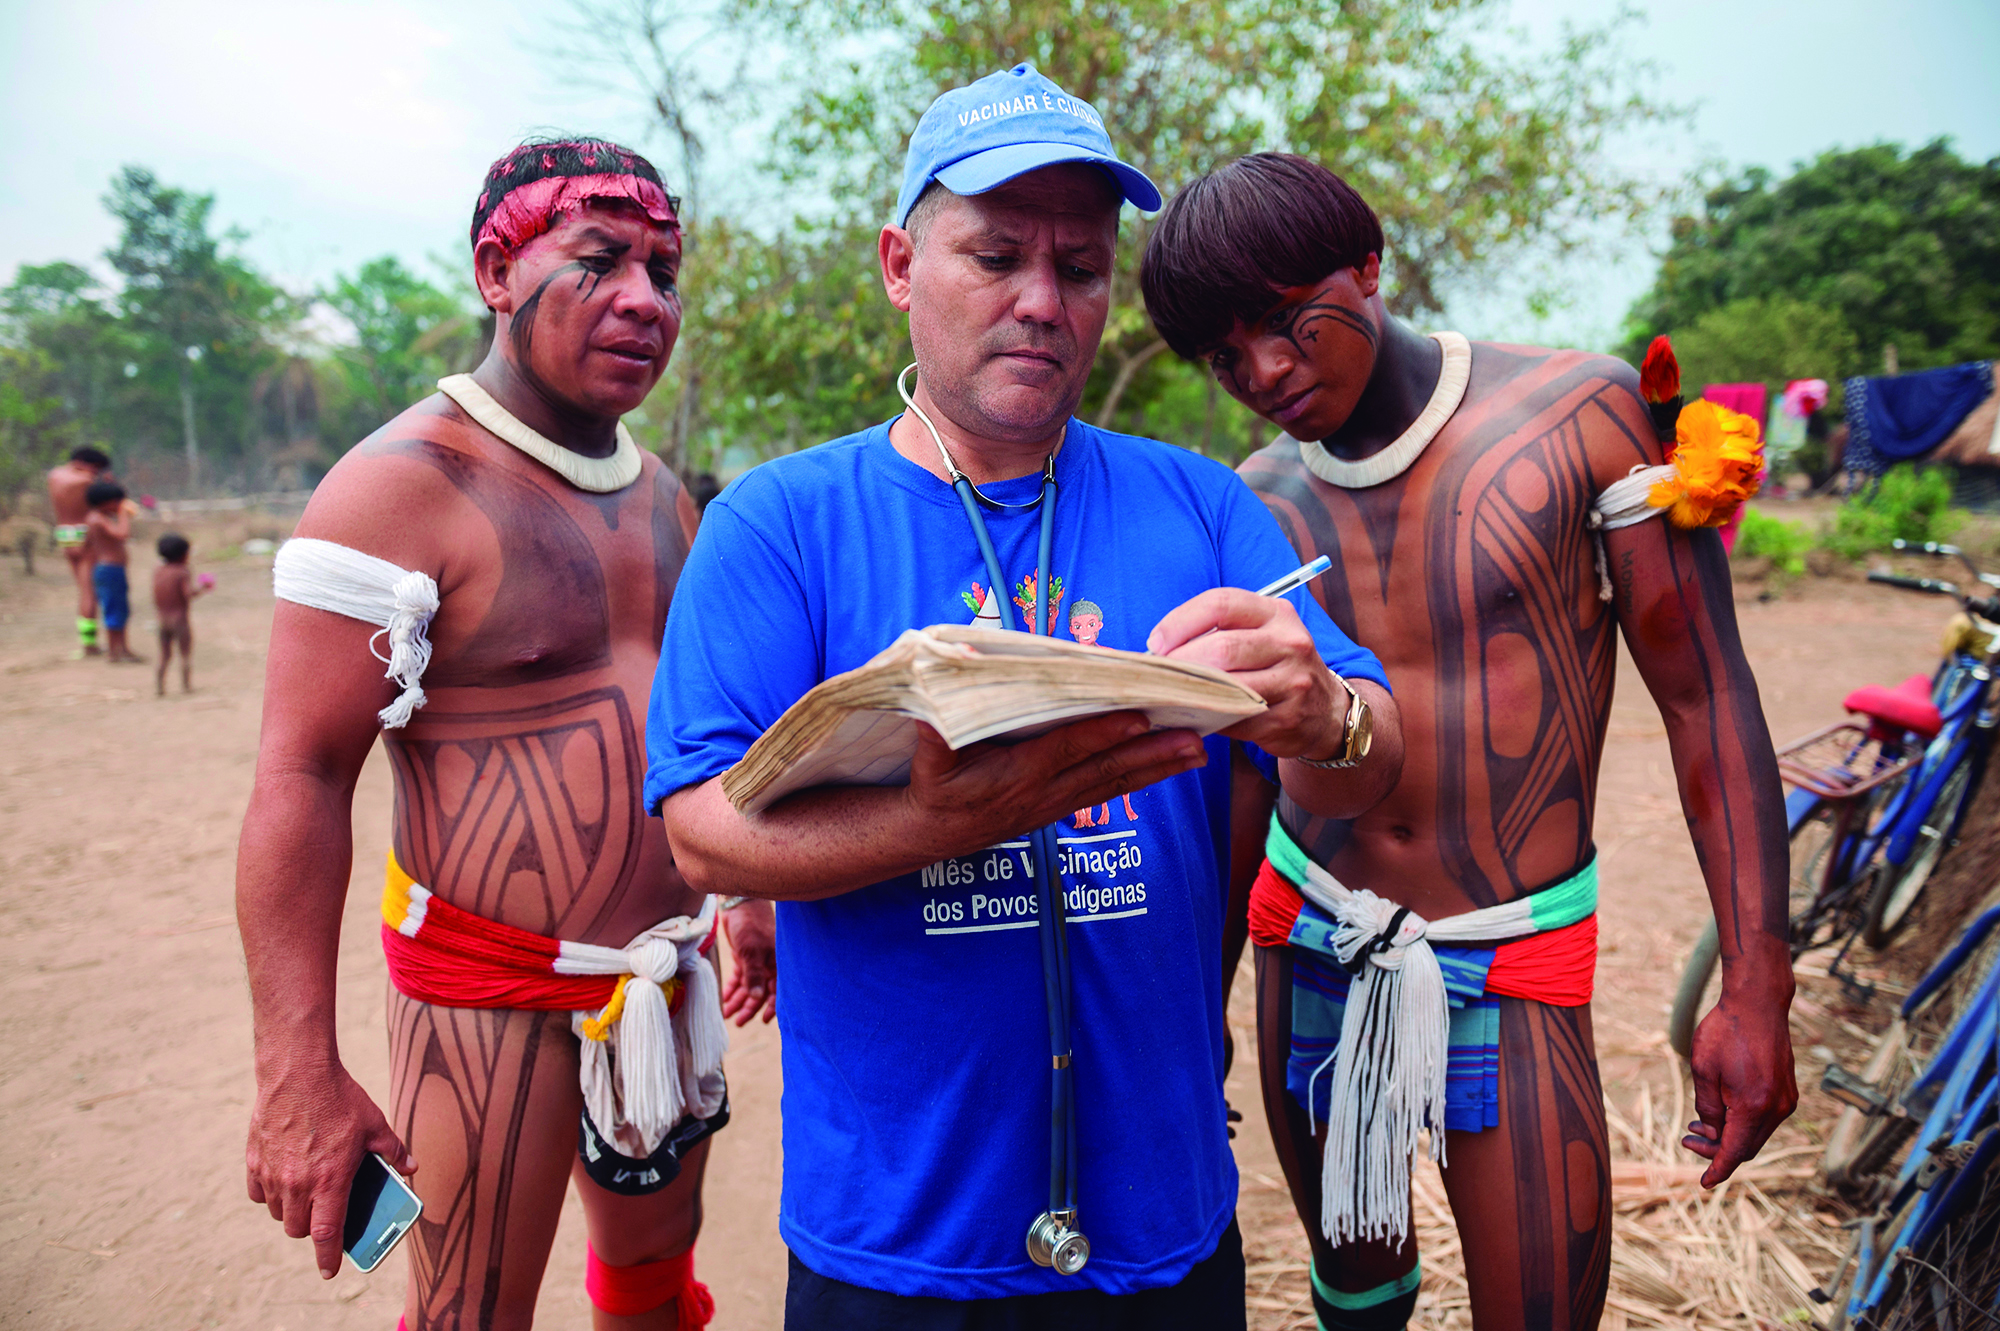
475,173,681,251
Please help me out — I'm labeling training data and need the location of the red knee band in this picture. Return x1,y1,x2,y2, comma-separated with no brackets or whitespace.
585,1243,715,1325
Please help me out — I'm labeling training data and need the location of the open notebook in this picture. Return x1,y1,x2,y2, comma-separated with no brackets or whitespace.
721,624,1266,814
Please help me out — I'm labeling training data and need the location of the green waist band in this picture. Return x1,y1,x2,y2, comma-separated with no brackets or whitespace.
1264,814,1597,934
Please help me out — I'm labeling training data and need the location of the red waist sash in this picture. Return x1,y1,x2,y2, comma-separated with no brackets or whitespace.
1249,859,1597,1007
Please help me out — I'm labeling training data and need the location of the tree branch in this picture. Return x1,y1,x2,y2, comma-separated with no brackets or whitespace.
1096,338,1169,430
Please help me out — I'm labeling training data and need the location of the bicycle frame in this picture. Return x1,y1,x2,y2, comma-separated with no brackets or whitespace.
1865,655,1996,872
1839,904,2000,1323
1781,734,1917,967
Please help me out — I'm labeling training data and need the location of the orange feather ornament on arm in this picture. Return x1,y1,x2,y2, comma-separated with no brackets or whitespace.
1649,399,1764,528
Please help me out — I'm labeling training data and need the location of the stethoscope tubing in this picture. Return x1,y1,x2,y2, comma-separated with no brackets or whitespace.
910,357,1083,1241
952,467,1079,1217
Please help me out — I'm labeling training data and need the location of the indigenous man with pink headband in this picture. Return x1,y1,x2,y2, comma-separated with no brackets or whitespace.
237,137,775,1329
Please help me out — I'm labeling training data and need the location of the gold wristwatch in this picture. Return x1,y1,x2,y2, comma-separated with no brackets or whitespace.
1296,676,1373,769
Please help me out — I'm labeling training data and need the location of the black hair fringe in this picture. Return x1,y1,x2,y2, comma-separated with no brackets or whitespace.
1140,153,1385,361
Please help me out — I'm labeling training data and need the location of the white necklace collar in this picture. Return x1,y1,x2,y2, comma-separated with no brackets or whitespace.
436,374,644,493
1293,331,1472,489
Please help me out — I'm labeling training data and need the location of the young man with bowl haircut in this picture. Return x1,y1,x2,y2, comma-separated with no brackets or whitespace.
1142,152,1796,1331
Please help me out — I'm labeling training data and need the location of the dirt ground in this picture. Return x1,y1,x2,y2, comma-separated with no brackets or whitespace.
0,511,1971,1330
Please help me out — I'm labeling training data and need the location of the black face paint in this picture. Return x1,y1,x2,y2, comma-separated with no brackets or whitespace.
572,243,629,303
1206,296,1378,397
1268,298,1379,359
509,262,591,402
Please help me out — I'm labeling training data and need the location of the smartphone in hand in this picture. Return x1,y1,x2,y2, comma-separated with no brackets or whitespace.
343,1152,422,1273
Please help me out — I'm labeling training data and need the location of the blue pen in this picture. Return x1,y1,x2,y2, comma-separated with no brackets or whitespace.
1254,555,1333,598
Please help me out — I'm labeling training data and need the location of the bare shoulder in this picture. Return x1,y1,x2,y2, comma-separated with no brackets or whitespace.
636,449,684,504
291,393,484,572
1462,341,1639,403
1461,341,1656,481
635,451,702,548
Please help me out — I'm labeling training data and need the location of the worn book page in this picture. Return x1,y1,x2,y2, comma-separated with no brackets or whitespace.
723,625,1264,813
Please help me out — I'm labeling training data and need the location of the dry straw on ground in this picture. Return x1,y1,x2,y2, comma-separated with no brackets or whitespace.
1240,1084,1842,1331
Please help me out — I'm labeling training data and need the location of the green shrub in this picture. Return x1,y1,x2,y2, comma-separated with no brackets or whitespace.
1735,508,1812,579
1822,464,1962,562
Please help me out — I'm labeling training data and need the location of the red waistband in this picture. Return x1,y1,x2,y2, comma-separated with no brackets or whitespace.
1249,859,1596,1006
381,923,620,1011
381,889,713,1013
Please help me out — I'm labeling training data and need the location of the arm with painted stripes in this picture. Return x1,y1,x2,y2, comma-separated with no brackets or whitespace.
1593,374,1797,1188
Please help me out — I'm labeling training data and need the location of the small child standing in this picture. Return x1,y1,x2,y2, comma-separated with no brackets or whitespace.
152,532,211,695
83,479,142,664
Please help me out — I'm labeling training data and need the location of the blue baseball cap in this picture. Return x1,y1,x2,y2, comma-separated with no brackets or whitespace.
894,63,1162,226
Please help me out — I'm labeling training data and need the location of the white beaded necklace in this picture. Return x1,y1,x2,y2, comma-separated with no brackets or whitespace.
436,374,643,493
1293,331,1472,489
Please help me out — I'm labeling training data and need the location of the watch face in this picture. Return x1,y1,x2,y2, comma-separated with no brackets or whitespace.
1349,700,1374,759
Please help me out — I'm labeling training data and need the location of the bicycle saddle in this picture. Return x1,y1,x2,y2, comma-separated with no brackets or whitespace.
1844,674,1942,739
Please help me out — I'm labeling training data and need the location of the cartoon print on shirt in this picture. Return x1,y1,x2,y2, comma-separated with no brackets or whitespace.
962,581,1002,629
1070,588,1132,826
1067,599,1103,646
1013,571,1064,635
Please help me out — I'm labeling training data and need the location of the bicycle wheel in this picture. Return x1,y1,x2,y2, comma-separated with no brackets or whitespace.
1668,918,1720,1062
1787,799,1846,955
1863,753,1977,949
1826,896,2000,1196
1849,1133,2000,1330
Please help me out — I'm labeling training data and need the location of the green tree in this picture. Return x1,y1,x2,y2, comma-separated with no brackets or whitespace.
608,0,1677,463
320,256,486,442
1668,296,1861,393
1,262,141,447
1624,141,2000,373
0,346,77,515
103,166,291,487
0,262,147,509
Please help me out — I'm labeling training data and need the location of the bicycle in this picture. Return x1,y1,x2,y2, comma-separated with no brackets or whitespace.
1855,545,2000,949
1813,896,2000,1327
1667,541,2000,1060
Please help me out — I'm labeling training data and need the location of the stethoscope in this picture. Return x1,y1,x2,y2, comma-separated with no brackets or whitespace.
897,364,1091,1276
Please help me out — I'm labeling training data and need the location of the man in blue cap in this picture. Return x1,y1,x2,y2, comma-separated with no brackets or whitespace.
645,65,1403,1327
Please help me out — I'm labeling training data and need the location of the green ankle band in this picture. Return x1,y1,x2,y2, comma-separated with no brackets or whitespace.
1311,1260,1420,1310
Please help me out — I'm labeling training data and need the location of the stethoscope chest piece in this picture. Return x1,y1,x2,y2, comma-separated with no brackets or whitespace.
1027,1209,1090,1275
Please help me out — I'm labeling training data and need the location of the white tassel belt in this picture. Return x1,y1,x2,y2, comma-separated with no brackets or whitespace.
382,856,728,1156
1264,818,1597,1246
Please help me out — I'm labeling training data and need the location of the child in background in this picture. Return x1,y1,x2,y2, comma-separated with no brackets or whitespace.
83,480,141,664
152,532,211,695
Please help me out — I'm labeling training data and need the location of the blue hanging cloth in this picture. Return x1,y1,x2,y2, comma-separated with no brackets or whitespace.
1844,361,1995,476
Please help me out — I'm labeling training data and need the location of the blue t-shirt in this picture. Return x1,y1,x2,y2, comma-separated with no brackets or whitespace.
646,418,1387,1299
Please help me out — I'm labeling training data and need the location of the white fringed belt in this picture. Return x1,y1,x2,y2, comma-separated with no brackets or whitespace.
1265,818,1597,1246
383,855,728,1156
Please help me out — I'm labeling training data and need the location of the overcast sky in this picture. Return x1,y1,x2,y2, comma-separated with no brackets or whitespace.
5,0,1997,350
